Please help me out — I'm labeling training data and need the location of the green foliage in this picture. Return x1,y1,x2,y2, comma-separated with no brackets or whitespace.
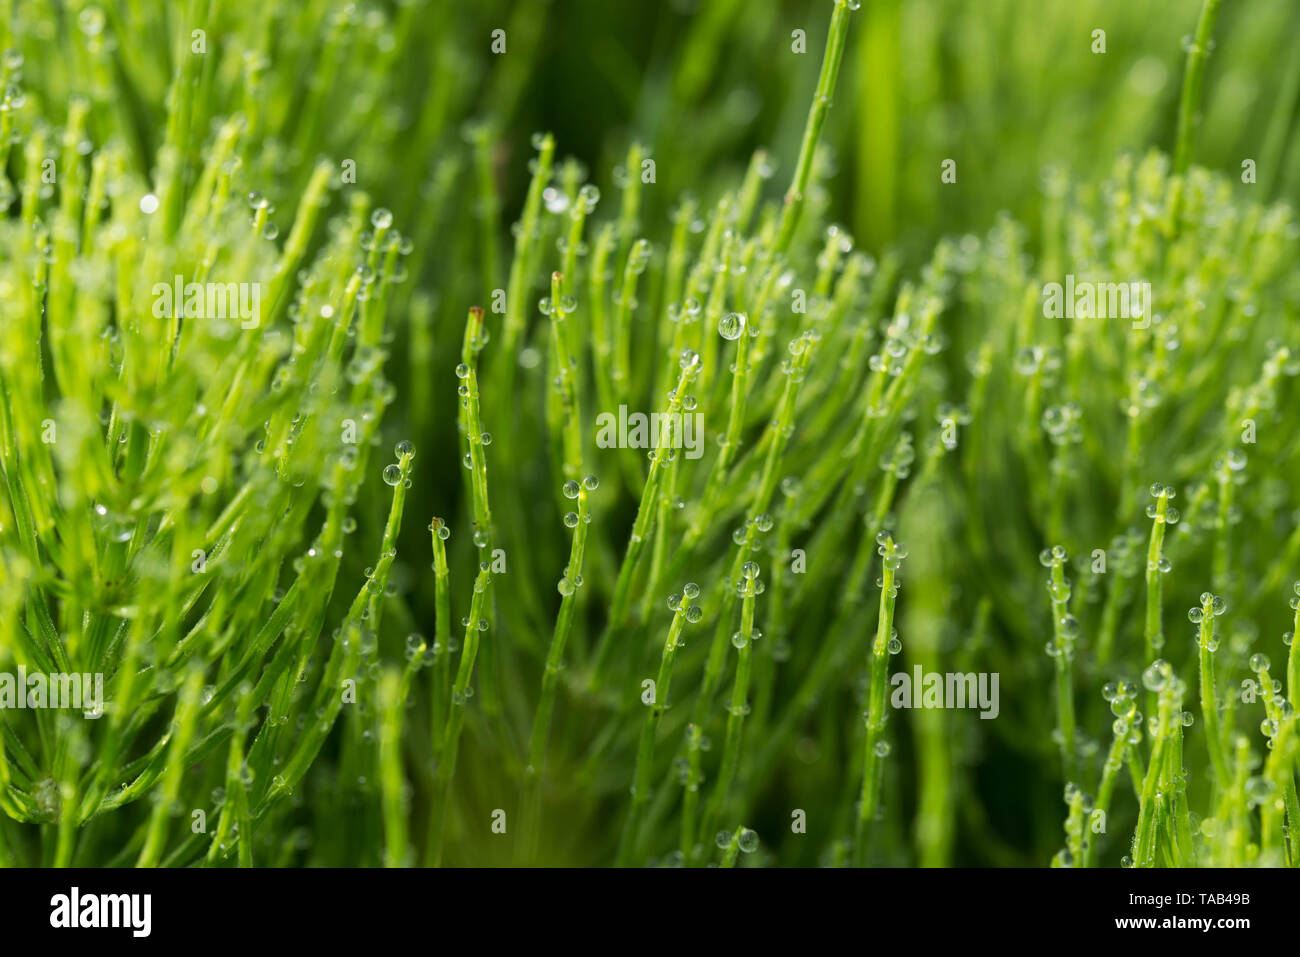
1,0,1298,868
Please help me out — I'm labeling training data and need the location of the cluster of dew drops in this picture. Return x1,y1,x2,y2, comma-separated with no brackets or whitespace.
715,827,760,856
381,439,415,488
730,563,766,654
667,583,704,627
452,362,493,470
557,475,600,596
1039,545,1081,659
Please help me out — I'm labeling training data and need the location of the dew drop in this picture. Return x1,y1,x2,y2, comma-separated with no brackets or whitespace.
718,312,746,341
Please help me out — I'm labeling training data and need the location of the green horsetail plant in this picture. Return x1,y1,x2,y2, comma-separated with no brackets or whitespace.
1130,659,1186,868
855,533,905,866
697,560,763,849
590,350,702,684
5,0,1300,871
205,682,256,869
426,561,492,867
0,32,417,864
1082,680,1138,868
1290,585,1300,711
616,582,700,867
775,0,853,254
1191,590,1230,787
1172,0,1224,179
428,517,452,760
378,664,410,868
1042,546,1080,784
1251,651,1300,864
542,272,586,487
1143,485,1178,702
522,472,598,861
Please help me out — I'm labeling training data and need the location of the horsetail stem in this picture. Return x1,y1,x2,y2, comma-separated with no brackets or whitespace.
614,142,645,267
717,825,741,868
469,123,503,295
1132,661,1181,867
855,533,905,865
617,585,698,866
612,237,652,405
1191,591,1229,787
697,562,762,850
1289,584,1300,709
1042,546,1079,784
1058,785,1085,867
684,309,754,551
501,132,556,363
546,271,585,483
136,667,204,867
1251,655,1299,863
523,475,597,859
590,351,702,684
1143,484,1176,701
206,683,256,868
1084,680,1138,867
378,665,411,867
427,562,493,867
429,518,452,757
458,306,494,551
1172,0,1225,176
775,0,856,254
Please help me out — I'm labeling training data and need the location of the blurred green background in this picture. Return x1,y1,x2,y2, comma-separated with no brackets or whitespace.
443,0,1300,259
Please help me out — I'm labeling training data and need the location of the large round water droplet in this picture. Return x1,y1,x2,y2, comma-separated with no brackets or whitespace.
718,312,746,341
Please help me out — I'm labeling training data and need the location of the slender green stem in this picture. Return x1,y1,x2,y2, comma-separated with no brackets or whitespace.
1083,696,1133,868
136,668,204,867
429,518,452,758
1132,689,1172,867
378,667,411,867
718,825,744,868
617,599,690,866
1288,594,1300,708
855,534,903,865
1143,487,1172,711
1173,0,1224,176
427,563,493,867
500,132,555,364
698,566,760,849
1195,593,1229,788
522,481,594,860
589,353,701,683
1167,713,1194,865
548,271,585,483
1045,551,1078,784
775,0,855,253
459,307,495,548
